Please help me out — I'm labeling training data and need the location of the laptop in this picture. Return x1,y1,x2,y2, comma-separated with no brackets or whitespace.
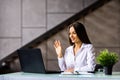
17,48,61,74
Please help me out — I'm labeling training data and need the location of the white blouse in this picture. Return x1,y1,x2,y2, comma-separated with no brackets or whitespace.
58,43,96,72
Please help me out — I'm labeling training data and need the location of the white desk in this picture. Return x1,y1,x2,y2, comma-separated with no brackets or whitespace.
0,72,120,80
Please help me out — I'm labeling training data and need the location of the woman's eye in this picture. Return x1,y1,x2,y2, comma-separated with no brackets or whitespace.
69,32,76,35
73,32,76,34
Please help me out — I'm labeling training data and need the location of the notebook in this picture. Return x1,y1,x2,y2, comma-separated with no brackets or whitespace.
17,48,61,74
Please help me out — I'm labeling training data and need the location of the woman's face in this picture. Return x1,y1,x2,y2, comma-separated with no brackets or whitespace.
69,26,80,44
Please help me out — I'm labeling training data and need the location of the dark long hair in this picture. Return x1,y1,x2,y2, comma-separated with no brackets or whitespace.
68,22,91,45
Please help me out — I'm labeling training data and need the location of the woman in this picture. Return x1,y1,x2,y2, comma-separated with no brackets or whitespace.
54,22,96,73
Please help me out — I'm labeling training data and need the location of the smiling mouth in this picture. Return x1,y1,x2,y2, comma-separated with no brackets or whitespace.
71,38,75,41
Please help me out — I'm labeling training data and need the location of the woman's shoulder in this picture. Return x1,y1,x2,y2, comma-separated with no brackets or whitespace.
83,43,93,48
65,46,73,51
64,46,73,54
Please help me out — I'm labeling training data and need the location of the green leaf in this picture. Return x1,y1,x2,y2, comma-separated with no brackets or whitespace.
96,49,119,66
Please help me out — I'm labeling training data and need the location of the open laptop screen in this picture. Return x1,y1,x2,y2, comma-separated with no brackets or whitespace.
17,48,46,73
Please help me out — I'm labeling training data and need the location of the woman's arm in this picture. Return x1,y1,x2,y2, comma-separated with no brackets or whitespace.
81,45,96,71
54,40,66,71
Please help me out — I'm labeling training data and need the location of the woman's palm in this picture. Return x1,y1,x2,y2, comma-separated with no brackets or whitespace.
54,40,62,57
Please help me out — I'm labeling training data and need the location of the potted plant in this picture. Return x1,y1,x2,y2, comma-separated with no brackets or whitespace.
96,49,119,75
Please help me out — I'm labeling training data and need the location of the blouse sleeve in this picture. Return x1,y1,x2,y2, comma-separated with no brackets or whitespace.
58,57,66,71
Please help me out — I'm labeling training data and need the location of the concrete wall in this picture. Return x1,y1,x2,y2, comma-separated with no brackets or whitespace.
0,0,120,72
0,0,97,60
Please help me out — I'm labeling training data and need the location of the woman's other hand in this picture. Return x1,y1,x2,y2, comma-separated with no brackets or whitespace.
65,68,74,73
54,40,63,58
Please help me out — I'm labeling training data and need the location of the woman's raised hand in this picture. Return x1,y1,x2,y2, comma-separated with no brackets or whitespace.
54,40,63,58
